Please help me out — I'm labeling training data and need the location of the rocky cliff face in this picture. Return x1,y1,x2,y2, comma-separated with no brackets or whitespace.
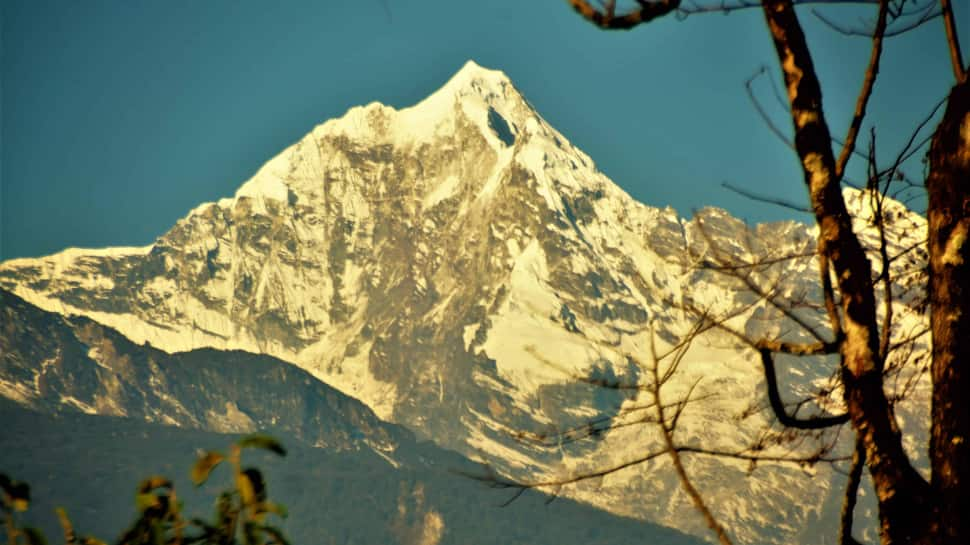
0,289,405,453
0,61,931,544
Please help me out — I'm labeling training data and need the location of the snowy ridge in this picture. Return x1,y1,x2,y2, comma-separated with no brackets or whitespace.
0,61,930,545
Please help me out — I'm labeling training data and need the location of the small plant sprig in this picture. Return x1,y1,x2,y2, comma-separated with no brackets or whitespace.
1,473,46,545
187,435,289,545
3,434,290,545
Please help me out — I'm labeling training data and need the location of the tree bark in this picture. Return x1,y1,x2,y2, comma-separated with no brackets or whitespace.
564,1,968,542
925,76,970,545
759,2,932,543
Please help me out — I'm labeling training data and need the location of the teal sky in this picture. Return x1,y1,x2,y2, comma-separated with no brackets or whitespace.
1,0,966,259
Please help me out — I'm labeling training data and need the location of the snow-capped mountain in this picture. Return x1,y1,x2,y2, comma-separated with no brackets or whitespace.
0,61,930,544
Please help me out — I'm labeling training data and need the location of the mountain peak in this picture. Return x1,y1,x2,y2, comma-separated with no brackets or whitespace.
306,60,526,149
437,59,518,107
447,59,512,89
400,60,526,127
208,61,542,215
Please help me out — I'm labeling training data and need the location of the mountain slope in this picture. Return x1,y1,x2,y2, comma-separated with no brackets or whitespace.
0,290,704,545
0,61,931,544
0,406,704,545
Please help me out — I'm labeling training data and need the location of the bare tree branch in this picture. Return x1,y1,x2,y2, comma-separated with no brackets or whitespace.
839,435,867,545
819,250,844,337
865,131,896,360
692,218,832,342
812,1,941,38
457,447,668,497
939,0,967,82
835,0,889,182
675,445,849,464
721,182,812,213
760,349,851,429
745,66,797,150
761,1,932,539
568,0,682,29
569,0,893,28
560,0,959,541
701,247,819,272
646,327,735,545
679,0,881,16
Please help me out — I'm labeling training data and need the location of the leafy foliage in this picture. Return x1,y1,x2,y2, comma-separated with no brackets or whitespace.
2,436,289,545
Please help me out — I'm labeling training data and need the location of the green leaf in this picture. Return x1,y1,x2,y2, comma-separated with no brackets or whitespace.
191,451,225,485
237,435,286,457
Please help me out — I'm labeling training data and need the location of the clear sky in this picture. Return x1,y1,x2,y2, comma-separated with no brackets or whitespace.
1,0,966,259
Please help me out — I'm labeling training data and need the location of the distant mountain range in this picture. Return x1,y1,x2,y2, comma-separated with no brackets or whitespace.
0,61,931,544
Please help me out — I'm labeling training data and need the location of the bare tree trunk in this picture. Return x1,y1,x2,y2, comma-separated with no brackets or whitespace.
563,2,967,543
759,2,932,543
925,76,970,545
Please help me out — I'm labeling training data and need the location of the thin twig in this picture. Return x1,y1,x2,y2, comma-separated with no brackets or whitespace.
838,436,866,545
648,325,735,545
721,182,812,213
835,0,889,181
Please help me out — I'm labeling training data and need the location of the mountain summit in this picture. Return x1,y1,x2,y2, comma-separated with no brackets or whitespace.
0,60,632,414
0,61,929,545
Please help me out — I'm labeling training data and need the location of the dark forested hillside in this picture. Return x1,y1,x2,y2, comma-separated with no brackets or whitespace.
0,290,702,545
0,400,702,545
